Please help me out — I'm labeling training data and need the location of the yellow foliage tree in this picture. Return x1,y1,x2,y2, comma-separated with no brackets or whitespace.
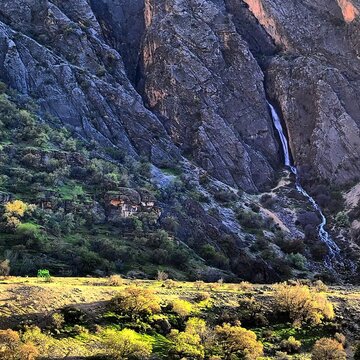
101,328,152,360
215,323,263,360
170,329,204,359
112,286,161,318
171,299,193,317
272,282,334,327
311,338,346,360
3,200,35,228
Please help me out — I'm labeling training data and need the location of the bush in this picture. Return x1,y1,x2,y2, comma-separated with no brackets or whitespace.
238,281,254,292
101,328,152,360
272,282,334,327
157,270,169,281
285,253,307,270
170,317,211,359
51,313,65,330
194,291,210,302
37,269,52,282
354,342,360,360
215,323,263,360
0,259,10,277
0,329,39,360
171,299,192,317
311,338,346,360
107,274,124,286
313,280,328,292
280,336,301,354
112,286,161,318
170,329,204,359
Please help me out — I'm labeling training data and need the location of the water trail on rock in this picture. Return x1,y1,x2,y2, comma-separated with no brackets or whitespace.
268,102,341,264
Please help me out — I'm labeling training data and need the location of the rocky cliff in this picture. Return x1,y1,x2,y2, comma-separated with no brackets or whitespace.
0,0,360,282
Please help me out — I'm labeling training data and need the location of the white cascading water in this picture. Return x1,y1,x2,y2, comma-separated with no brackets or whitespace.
268,103,341,264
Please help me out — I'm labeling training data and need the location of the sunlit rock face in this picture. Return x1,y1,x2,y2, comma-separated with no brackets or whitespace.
337,0,359,22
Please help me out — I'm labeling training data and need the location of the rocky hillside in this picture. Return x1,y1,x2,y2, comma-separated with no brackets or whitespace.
0,0,359,282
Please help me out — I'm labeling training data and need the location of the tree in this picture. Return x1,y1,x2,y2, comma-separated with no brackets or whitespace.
272,282,334,326
111,286,161,318
101,328,152,360
185,317,214,346
0,329,39,360
3,200,35,228
3,200,27,227
170,329,204,359
215,323,263,360
311,338,346,360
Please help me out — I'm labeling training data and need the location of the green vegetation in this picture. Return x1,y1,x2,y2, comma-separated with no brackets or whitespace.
0,83,205,279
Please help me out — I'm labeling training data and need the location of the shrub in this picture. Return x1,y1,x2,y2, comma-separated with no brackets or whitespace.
194,291,211,302
157,270,169,281
311,338,346,360
0,259,10,277
0,329,39,360
280,336,302,354
107,274,124,286
170,329,204,359
101,328,152,360
37,269,52,282
237,297,268,327
313,280,328,292
171,299,192,317
111,286,161,318
260,194,276,209
334,333,346,347
286,253,307,270
170,317,211,359
51,313,65,330
272,282,334,326
215,323,263,360
3,200,33,228
238,281,254,292
195,280,205,290
354,342,360,360
16,223,41,240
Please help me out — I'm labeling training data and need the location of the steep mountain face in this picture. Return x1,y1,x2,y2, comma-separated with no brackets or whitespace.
243,0,360,185
0,0,360,282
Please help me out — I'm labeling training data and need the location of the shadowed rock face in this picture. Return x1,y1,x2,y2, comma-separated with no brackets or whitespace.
0,0,359,189
138,0,280,192
0,0,181,169
242,0,360,185
0,0,285,193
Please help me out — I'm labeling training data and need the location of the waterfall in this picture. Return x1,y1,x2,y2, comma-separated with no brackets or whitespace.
268,103,341,263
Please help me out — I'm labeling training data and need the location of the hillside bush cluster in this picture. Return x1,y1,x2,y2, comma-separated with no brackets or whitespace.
0,280,346,360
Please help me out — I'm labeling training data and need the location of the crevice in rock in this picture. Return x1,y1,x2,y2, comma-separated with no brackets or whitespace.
224,0,279,68
89,0,146,84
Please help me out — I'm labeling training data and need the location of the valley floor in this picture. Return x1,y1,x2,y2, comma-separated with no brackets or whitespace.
0,277,359,359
